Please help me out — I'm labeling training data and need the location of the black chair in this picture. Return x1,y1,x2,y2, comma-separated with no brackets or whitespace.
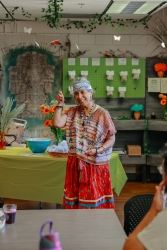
124,194,154,236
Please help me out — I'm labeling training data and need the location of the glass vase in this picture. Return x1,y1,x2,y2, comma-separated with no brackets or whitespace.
0,132,6,150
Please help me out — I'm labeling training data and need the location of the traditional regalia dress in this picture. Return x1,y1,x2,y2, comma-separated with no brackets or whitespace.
63,104,117,209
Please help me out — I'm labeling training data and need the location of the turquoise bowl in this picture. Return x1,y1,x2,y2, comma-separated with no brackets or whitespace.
26,138,51,153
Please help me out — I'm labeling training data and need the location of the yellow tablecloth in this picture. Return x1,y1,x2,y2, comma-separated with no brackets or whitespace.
0,147,127,203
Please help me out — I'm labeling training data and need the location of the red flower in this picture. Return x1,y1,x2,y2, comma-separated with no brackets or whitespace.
160,99,167,106
51,106,56,112
44,120,52,127
43,107,51,114
154,63,167,72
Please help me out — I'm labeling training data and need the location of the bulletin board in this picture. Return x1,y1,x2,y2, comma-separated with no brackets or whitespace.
63,58,146,98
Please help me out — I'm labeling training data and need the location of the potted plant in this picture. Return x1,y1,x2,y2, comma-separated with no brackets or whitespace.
0,97,26,149
130,104,144,120
154,63,167,78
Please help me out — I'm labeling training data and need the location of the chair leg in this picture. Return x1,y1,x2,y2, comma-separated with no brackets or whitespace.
39,202,42,209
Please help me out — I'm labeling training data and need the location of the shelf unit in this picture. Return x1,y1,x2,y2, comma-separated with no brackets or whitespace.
113,119,167,182
113,119,147,182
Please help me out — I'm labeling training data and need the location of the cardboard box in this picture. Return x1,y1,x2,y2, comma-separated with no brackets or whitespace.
127,145,141,156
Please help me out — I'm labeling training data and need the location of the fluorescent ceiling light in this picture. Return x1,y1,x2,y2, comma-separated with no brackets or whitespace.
107,1,164,15
134,2,163,14
120,2,145,14
107,2,130,14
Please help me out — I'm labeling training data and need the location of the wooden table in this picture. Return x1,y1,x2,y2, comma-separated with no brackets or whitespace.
0,209,126,250
0,147,127,203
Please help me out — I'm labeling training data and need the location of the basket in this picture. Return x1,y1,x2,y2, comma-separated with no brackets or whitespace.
48,151,68,158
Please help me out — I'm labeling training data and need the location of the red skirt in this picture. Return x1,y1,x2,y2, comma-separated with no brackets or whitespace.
63,156,115,209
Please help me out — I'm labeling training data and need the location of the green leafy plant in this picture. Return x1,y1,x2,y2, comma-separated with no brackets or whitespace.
130,104,143,112
0,97,27,133
35,0,64,29
60,13,151,33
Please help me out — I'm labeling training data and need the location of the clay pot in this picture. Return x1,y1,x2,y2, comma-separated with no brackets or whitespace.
134,112,140,120
157,71,164,78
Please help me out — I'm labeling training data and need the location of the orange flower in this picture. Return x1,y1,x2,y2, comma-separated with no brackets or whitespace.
154,63,167,72
43,107,51,114
40,104,45,111
159,94,164,99
51,106,56,112
160,99,167,106
44,119,52,127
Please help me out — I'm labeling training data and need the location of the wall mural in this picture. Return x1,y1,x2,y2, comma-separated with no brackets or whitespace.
0,45,61,142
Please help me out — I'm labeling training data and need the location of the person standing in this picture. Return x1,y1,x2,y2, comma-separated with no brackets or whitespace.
52,77,116,209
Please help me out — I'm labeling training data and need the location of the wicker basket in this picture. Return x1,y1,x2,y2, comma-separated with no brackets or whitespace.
48,151,68,158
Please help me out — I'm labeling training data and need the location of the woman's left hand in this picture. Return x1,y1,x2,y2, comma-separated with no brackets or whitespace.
85,148,96,156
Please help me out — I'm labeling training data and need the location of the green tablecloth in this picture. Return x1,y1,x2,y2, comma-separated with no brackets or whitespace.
0,147,127,203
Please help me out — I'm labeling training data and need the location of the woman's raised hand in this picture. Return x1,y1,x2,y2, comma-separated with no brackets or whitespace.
56,91,64,105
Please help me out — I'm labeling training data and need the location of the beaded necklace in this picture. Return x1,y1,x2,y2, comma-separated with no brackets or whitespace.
80,103,95,126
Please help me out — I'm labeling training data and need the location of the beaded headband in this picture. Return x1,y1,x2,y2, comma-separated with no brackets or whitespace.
72,77,92,93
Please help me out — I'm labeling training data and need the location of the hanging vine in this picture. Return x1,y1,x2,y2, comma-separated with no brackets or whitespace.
0,0,152,31
35,0,64,29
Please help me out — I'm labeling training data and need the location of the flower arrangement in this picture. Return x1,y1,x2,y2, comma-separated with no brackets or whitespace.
154,63,167,72
159,94,167,120
130,104,143,112
0,97,27,133
39,100,66,145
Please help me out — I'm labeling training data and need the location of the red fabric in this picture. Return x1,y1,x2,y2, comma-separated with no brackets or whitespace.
63,156,115,209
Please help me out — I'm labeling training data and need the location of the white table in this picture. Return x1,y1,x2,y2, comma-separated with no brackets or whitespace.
0,209,126,250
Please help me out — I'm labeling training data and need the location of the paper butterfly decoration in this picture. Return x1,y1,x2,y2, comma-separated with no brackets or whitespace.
24,27,32,34
114,35,121,41
75,43,79,50
161,42,165,48
50,40,61,45
35,41,40,47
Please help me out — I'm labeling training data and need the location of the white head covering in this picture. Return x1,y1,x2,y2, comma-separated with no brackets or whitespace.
72,77,92,93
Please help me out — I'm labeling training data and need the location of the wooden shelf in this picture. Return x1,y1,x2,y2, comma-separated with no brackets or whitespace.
147,154,162,166
113,120,145,130
119,154,146,165
148,120,167,131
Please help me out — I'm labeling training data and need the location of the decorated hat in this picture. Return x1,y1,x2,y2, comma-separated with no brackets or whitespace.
72,77,92,93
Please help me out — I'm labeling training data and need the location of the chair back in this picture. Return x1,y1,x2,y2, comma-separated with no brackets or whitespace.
124,194,154,236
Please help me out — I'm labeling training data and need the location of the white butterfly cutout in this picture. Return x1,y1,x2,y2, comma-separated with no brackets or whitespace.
75,43,79,50
35,41,40,47
161,42,165,48
114,35,121,41
24,27,32,34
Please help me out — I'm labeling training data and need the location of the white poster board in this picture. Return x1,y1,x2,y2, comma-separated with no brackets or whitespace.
160,78,167,93
148,78,161,92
